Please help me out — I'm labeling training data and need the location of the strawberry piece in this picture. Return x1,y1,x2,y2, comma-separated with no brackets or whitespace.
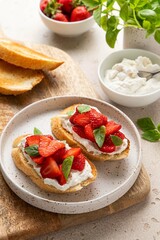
72,125,86,138
71,153,86,171
44,134,54,140
57,164,67,185
26,135,41,146
62,147,81,159
70,6,91,22
53,12,68,22
52,147,66,164
89,108,107,129
40,0,49,12
31,156,45,164
100,144,116,153
114,131,125,140
40,157,62,179
72,112,90,127
84,124,95,142
39,138,65,157
105,121,121,136
69,108,79,124
58,0,73,13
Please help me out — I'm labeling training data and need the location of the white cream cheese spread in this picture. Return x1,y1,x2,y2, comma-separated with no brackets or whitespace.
61,105,128,155
19,138,93,191
104,56,160,95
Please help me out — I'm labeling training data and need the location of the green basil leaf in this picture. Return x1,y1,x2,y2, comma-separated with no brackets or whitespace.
82,0,100,8
142,129,160,142
154,29,160,44
157,123,160,132
77,104,91,113
67,110,75,116
93,5,102,26
136,117,156,132
34,127,42,135
62,156,74,180
138,9,157,21
120,2,129,22
110,135,123,146
94,125,106,148
25,145,39,157
106,28,120,48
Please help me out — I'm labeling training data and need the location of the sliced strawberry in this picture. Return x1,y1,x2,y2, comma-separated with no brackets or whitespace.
84,124,95,142
89,109,107,129
31,156,45,165
57,164,67,185
40,157,62,179
71,153,86,171
100,144,116,153
52,147,66,164
39,139,65,157
26,135,41,146
105,121,121,136
72,125,86,138
62,147,81,159
44,134,54,140
69,108,79,124
114,131,125,140
72,112,90,127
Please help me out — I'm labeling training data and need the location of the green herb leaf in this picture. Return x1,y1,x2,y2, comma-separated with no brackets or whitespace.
106,28,120,48
25,145,39,157
136,117,156,132
120,2,129,22
110,135,123,146
67,110,75,116
62,156,74,180
34,127,42,135
154,29,160,44
142,129,160,142
157,123,160,132
93,125,106,148
77,104,91,113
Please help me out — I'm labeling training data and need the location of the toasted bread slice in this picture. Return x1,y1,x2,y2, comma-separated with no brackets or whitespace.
51,104,130,161
0,38,63,70
12,135,97,193
0,60,44,95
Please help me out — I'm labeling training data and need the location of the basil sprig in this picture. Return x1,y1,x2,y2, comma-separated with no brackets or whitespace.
137,117,160,142
62,156,74,180
93,125,106,148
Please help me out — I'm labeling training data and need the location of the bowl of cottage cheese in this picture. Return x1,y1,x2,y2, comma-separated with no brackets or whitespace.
98,49,160,107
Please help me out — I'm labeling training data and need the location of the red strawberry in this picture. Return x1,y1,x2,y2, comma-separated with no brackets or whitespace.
114,131,125,140
44,134,54,140
84,124,95,142
72,125,86,138
58,164,67,185
72,112,90,127
40,0,49,12
53,12,68,22
89,109,107,129
71,153,85,171
58,0,73,13
40,157,62,179
100,144,116,153
70,6,91,22
105,121,121,136
62,147,81,159
52,147,66,164
69,108,79,124
26,135,41,146
39,138,65,157
31,156,45,165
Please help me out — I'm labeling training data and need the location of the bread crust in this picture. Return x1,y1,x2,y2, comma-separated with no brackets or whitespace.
0,60,44,95
0,38,63,70
12,135,97,193
51,104,130,161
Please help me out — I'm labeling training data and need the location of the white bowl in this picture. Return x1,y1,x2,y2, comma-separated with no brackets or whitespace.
38,1,95,37
98,49,160,107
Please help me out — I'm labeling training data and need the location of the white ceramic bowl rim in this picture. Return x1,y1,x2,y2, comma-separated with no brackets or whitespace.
98,48,160,98
39,0,93,25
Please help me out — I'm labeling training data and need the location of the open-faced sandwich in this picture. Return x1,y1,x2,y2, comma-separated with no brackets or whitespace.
12,129,97,193
51,104,130,161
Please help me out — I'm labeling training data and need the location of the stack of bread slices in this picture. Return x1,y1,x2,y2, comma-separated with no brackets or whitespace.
0,38,63,95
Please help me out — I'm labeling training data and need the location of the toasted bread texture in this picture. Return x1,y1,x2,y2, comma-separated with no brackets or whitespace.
12,135,97,193
0,60,44,95
51,104,130,161
0,38,63,70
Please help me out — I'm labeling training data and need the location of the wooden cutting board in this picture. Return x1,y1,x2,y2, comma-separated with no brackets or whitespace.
0,42,150,240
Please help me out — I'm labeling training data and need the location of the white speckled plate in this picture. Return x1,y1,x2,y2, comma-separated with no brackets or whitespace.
0,96,141,214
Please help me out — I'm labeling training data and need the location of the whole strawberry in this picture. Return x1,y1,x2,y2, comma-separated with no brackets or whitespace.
58,0,73,14
70,6,91,22
53,12,69,22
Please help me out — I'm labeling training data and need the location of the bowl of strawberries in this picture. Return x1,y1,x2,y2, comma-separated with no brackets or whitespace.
39,0,95,37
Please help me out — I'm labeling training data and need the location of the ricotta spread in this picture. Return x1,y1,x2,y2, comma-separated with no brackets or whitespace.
61,106,128,155
104,56,160,95
19,138,93,191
